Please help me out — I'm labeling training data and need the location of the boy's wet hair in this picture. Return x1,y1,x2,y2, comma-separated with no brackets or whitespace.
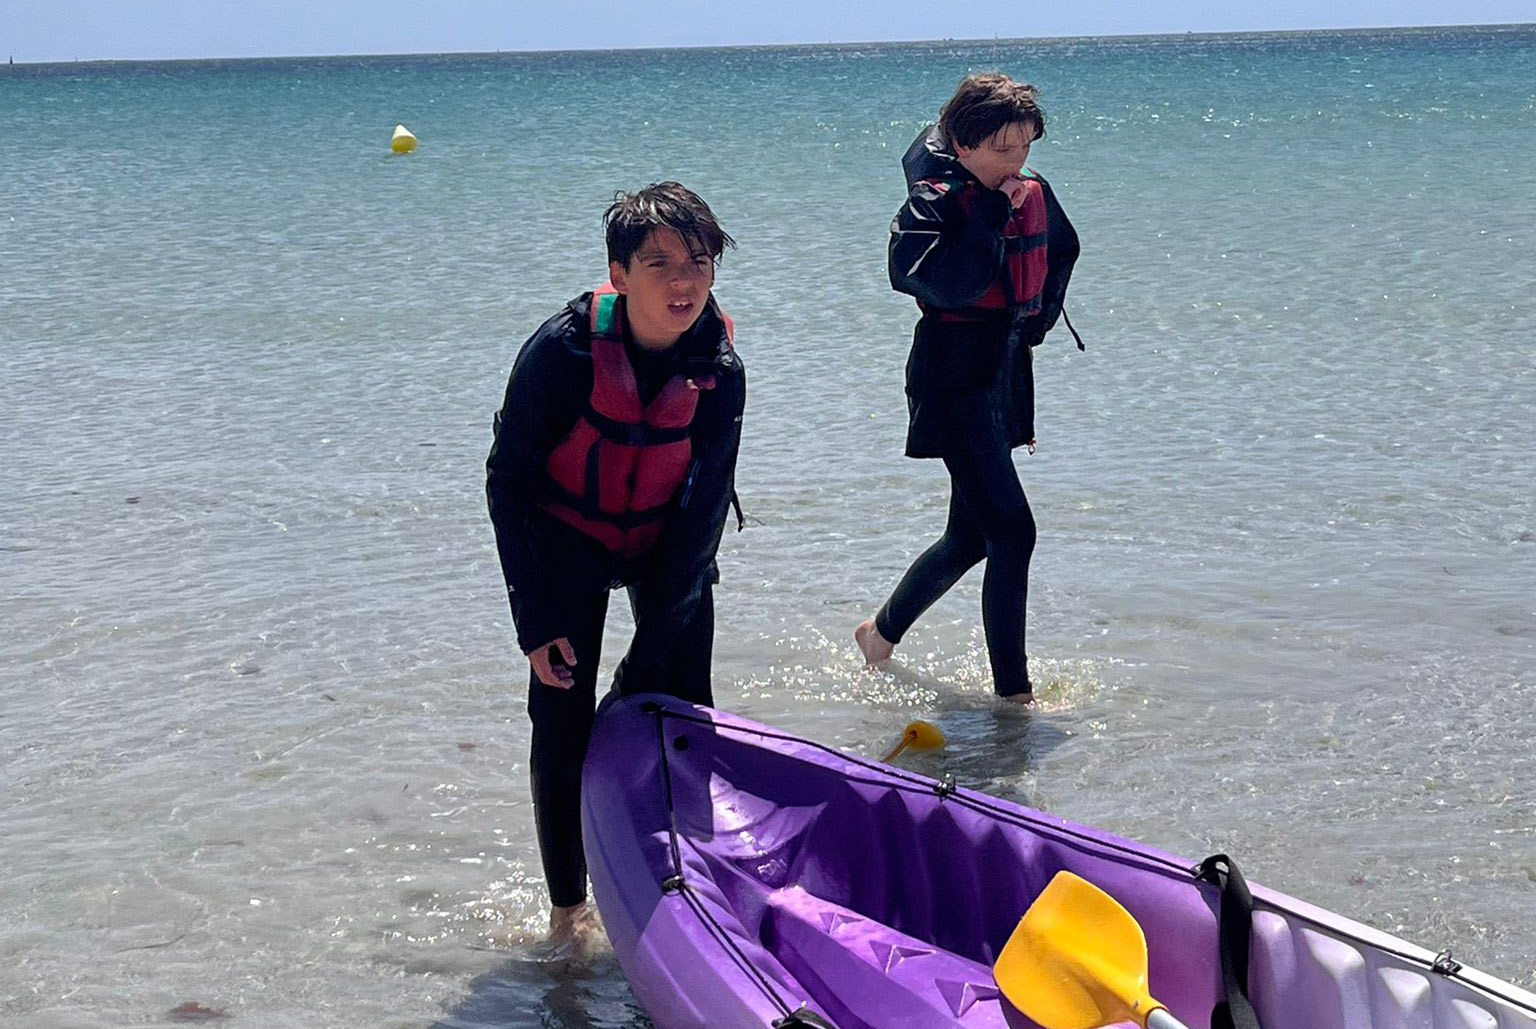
604,182,736,269
938,73,1047,150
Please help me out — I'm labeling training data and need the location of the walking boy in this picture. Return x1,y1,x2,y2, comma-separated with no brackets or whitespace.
486,182,744,944
856,74,1081,701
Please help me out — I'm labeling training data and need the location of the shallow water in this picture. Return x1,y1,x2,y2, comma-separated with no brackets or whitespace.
2,26,1534,1027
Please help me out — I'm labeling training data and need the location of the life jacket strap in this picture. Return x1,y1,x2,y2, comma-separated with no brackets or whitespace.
583,405,693,446
542,474,673,530
1061,307,1085,351
1003,232,1048,253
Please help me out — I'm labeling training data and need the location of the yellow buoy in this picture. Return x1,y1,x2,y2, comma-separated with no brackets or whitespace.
391,124,417,155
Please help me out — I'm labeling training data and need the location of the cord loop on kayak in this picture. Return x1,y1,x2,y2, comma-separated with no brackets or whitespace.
772,1005,839,1028
1432,950,1464,976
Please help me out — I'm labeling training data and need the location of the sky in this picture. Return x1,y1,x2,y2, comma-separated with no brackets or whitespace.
3,0,1533,63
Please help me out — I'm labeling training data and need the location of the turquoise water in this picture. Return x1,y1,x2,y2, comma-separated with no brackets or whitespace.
3,26,1534,1027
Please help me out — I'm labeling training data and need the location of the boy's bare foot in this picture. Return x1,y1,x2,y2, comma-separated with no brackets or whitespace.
1004,692,1035,706
855,618,894,666
549,901,598,951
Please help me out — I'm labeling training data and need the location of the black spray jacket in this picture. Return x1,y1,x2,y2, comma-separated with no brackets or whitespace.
486,291,744,689
888,125,1080,458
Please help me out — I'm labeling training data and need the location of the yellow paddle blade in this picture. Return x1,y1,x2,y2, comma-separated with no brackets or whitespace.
878,720,946,762
993,871,1162,1029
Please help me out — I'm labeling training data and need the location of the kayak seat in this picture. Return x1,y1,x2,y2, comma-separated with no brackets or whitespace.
787,781,1065,967
759,883,1014,1028
756,884,1141,1029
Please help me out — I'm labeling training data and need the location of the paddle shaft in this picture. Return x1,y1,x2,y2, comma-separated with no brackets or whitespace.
1147,1007,1190,1029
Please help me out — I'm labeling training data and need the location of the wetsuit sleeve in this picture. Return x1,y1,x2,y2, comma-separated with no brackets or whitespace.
888,179,1014,309
614,357,746,693
485,310,587,655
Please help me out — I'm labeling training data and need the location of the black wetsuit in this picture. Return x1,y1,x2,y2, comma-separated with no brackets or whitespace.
523,521,716,907
486,292,744,907
876,126,1080,699
875,434,1038,697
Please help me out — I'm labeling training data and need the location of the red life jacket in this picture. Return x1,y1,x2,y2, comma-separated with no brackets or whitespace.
539,284,732,559
927,173,1049,321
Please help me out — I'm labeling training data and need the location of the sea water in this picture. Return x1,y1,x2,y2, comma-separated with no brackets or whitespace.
2,26,1533,1028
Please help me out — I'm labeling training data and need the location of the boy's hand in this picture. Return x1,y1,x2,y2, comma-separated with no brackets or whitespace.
997,174,1030,209
528,637,577,688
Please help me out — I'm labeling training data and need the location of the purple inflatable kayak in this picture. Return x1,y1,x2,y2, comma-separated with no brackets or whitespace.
582,695,1536,1029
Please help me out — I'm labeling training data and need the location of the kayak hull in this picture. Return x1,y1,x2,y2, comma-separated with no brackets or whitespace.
583,696,1536,1029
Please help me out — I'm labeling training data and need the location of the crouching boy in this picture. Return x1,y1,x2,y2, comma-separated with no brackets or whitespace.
486,182,744,943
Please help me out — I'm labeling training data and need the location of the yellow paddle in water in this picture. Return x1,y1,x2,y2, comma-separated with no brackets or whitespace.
879,720,946,762
994,871,1192,1029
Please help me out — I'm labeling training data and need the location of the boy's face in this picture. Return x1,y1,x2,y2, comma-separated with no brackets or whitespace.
955,120,1037,190
609,228,716,350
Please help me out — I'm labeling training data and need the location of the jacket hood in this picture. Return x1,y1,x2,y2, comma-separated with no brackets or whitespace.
901,124,1049,190
901,124,967,188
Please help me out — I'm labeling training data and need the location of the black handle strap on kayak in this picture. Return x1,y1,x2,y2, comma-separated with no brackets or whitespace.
1195,853,1263,1029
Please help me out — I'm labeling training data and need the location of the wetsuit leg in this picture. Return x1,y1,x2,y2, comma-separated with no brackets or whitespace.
526,586,609,908
941,442,1037,697
619,580,716,706
663,580,715,706
875,489,988,645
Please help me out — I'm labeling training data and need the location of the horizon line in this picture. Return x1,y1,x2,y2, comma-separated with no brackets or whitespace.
6,20,1532,69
